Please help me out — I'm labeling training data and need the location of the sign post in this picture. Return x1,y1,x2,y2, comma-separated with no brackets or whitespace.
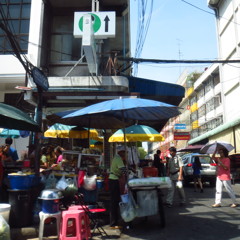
74,11,116,38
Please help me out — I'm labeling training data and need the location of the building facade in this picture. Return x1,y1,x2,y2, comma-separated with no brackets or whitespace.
0,0,185,160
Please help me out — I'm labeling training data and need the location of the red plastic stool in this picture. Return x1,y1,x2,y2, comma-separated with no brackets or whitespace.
59,209,91,240
68,205,87,211
68,205,91,237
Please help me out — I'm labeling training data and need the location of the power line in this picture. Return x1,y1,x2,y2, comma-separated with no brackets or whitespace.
118,57,240,64
181,0,240,26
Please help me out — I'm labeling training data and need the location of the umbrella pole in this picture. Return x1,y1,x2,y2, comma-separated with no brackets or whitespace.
121,109,129,183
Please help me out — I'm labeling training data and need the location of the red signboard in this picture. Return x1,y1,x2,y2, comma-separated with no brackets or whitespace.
174,132,190,140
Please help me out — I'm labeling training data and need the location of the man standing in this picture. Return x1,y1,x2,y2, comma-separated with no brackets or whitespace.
5,137,19,162
153,149,164,176
108,145,127,229
165,147,186,207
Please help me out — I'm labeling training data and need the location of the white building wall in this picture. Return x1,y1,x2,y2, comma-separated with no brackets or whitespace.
28,0,45,66
217,0,240,124
225,85,240,121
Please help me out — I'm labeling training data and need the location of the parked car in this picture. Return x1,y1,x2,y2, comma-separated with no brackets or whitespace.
181,153,217,186
229,154,240,184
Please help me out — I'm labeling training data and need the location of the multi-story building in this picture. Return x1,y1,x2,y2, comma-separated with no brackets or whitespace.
188,0,240,152
158,64,221,156
0,0,185,160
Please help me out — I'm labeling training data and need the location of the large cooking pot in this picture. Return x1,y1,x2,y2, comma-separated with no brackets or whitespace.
39,189,63,213
39,189,63,200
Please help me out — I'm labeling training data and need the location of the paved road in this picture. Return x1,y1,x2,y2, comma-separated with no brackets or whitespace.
117,183,240,240
10,183,240,240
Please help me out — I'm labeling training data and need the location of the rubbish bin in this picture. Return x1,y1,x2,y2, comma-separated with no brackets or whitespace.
8,189,34,227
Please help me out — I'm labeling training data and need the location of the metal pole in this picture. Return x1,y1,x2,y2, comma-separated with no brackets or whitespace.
34,87,43,176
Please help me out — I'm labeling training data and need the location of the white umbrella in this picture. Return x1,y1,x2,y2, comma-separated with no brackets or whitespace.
200,141,235,154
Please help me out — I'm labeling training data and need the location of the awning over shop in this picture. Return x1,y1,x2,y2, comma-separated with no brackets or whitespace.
188,117,240,145
128,76,185,106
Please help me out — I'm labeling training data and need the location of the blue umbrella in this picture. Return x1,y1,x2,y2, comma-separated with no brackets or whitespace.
59,98,181,129
0,128,30,138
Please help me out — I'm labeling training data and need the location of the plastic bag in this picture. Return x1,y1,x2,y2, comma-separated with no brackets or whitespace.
176,180,183,188
83,175,96,190
56,175,68,190
44,173,57,189
119,191,137,222
0,215,10,240
63,177,78,198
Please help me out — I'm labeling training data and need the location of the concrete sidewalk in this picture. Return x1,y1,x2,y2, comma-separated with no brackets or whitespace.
10,223,124,240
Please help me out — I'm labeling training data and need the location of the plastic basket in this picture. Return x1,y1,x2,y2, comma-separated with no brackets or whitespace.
8,175,31,190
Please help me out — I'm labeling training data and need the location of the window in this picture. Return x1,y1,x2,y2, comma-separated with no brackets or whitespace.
206,98,215,113
197,88,204,99
190,111,198,122
214,94,221,108
0,0,31,54
213,74,220,86
198,105,206,118
191,129,199,139
50,16,82,62
205,78,213,93
189,96,197,106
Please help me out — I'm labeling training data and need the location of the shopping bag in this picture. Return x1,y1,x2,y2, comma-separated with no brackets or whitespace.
56,175,68,190
119,191,137,222
83,175,97,190
44,172,57,189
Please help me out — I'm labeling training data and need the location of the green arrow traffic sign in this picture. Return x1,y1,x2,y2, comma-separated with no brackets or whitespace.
79,13,101,33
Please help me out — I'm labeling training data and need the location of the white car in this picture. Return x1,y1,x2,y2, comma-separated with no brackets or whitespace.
181,153,217,187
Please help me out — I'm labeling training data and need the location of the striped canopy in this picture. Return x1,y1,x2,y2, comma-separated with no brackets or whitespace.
44,123,100,140
108,125,165,142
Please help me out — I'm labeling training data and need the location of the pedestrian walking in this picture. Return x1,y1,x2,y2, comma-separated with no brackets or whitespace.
165,147,186,207
192,156,203,193
211,148,238,208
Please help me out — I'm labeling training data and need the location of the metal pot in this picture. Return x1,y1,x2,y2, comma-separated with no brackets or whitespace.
38,189,63,200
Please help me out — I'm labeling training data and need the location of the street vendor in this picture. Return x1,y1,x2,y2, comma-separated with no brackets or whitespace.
109,145,128,229
4,137,19,162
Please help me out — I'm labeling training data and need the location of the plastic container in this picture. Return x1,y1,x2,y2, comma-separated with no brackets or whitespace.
23,160,30,167
41,199,60,213
0,203,11,223
29,175,41,187
96,180,104,190
39,189,63,214
143,167,158,178
8,174,31,190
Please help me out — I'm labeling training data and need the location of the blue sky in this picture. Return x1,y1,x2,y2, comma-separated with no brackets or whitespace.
130,0,218,83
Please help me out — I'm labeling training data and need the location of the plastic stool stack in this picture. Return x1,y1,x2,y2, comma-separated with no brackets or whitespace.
59,209,91,240
38,211,61,240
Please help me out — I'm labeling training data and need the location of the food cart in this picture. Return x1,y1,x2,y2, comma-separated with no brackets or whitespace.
126,177,172,228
